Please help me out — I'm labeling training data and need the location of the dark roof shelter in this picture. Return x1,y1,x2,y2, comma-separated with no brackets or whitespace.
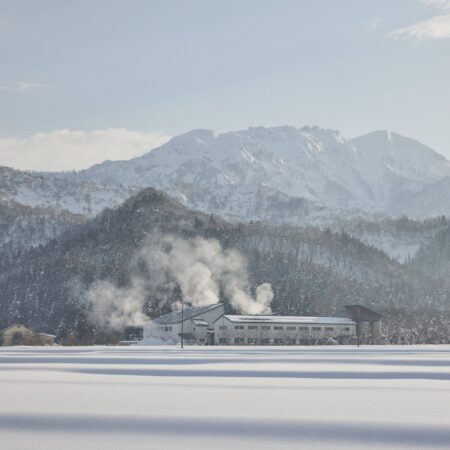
343,305,382,322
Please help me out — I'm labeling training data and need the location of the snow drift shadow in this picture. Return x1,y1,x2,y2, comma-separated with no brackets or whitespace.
65,367,450,381
3,355,450,368
1,413,449,447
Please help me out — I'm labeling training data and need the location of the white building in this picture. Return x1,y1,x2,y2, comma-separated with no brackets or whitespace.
143,303,224,344
213,315,356,345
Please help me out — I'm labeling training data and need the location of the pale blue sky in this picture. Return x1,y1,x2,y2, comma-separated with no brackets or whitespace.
1,0,450,169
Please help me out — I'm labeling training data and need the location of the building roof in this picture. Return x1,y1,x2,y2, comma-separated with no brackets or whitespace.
153,303,224,325
38,333,56,338
219,315,355,325
343,305,383,321
191,319,209,327
0,324,33,334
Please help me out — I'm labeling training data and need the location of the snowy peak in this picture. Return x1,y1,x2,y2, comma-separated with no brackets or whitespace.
70,125,450,219
350,130,450,182
2,125,450,225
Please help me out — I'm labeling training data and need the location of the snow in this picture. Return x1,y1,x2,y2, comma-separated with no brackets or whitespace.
1,345,450,449
3,126,450,224
223,315,355,324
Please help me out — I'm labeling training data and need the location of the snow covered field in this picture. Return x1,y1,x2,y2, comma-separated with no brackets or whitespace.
1,345,450,449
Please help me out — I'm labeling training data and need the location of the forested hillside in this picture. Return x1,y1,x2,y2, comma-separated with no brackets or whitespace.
0,200,86,253
410,225,450,282
0,188,448,344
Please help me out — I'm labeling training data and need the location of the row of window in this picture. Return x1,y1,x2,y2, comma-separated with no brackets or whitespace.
158,326,173,332
219,325,351,332
218,337,333,345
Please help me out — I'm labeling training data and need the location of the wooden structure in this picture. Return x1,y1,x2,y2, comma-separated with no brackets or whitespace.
0,324,56,346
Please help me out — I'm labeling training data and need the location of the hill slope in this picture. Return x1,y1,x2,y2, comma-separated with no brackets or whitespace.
0,200,86,253
0,188,446,342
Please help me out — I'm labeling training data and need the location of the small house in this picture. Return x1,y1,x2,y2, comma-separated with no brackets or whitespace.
0,324,56,346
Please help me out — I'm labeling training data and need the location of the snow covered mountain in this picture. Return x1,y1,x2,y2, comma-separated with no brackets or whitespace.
1,126,450,226
400,176,450,218
0,166,137,216
68,126,450,220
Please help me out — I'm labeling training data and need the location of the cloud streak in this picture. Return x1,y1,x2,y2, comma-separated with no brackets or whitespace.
420,0,450,10
0,82,48,92
389,0,450,40
389,13,450,40
0,128,171,171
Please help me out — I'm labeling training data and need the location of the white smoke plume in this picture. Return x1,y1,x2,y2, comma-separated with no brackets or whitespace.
143,234,273,314
86,233,273,330
86,279,148,330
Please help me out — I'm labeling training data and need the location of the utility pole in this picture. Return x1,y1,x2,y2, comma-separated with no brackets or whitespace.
180,299,184,349
356,306,360,348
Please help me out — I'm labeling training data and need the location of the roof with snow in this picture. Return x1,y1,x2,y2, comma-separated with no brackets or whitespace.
191,319,209,327
153,303,223,325
219,315,355,325
0,324,33,333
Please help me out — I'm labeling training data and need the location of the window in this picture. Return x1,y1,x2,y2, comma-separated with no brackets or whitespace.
299,327,309,331
325,327,334,331
286,326,296,331
344,327,351,331
248,338,258,344
234,325,244,330
219,325,227,330
234,337,244,344
219,338,228,344
274,338,284,344
248,325,258,330
261,325,271,330
287,338,296,345
312,327,321,331
260,338,271,344
274,326,283,330
164,326,172,332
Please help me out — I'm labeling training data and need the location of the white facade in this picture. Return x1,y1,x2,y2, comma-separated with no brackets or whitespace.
143,303,224,344
213,315,356,345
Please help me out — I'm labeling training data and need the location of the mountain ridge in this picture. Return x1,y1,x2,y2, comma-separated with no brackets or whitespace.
1,125,450,260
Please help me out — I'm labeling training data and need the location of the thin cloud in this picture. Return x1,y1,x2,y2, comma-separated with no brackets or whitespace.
0,81,49,92
389,0,450,40
369,18,383,31
389,13,450,39
0,128,171,171
420,0,450,10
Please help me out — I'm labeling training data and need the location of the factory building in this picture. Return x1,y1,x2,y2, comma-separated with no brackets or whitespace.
143,303,365,345
213,315,356,345
143,303,224,344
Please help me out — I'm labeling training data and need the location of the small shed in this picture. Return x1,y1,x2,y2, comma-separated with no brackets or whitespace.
1,324,56,346
38,333,56,346
0,324,35,346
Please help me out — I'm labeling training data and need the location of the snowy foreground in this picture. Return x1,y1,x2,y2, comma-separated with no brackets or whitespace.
1,346,450,450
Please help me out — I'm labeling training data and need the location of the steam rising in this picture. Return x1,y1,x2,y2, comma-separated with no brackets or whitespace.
87,234,273,329
86,280,148,330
